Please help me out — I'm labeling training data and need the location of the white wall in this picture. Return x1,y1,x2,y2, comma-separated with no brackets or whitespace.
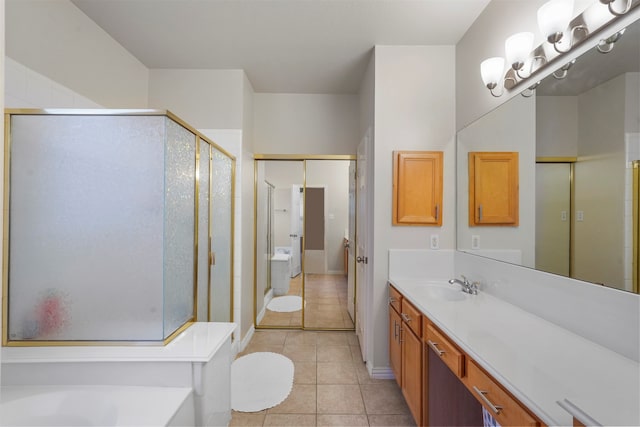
457,94,536,268
371,45,456,372
574,74,626,289
6,0,148,108
148,69,245,129
253,93,359,155
5,58,104,108
536,96,579,157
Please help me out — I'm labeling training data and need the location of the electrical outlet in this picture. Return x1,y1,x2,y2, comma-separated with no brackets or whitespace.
577,211,584,222
471,235,480,250
430,234,439,250
561,211,567,221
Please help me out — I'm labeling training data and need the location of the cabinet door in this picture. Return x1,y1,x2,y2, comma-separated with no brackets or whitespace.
393,151,443,226
401,326,422,425
389,306,402,387
469,152,519,226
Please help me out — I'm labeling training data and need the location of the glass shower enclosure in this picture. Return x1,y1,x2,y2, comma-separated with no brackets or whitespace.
2,110,235,345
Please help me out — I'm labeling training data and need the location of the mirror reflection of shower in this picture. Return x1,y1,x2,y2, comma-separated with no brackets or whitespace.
264,181,275,296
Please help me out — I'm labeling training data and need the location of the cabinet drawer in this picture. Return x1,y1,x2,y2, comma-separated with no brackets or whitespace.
467,360,539,427
400,298,422,336
388,285,402,313
425,323,464,378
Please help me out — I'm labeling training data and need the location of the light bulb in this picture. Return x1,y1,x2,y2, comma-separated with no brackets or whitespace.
505,32,535,70
480,57,505,88
538,0,574,43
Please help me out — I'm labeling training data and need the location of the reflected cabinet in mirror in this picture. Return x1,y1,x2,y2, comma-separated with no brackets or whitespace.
457,16,640,294
254,157,357,330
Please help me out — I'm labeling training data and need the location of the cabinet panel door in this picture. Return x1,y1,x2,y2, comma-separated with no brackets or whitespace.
469,152,519,226
401,327,422,425
393,151,443,226
389,306,402,387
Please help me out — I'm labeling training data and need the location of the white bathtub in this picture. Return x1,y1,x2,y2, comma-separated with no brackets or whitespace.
0,385,194,426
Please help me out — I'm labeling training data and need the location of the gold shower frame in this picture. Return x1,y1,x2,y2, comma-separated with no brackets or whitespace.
2,109,236,346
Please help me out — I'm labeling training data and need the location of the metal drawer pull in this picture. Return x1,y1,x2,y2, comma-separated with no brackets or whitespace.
479,204,483,221
427,339,445,356
401,313,411,323
389,297,396,304
473,386,503,415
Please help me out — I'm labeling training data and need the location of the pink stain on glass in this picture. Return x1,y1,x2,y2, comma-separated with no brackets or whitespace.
34,289,71,337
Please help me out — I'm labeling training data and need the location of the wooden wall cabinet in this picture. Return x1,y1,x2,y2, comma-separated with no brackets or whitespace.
468,152,519,226
393,151,443,226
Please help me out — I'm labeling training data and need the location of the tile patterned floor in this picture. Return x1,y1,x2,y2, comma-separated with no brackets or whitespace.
231,330,416,427
258,274,354,330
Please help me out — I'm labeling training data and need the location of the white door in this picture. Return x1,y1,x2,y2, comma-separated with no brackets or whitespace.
355,129,371,362
347,160,356,321
290,184,302,277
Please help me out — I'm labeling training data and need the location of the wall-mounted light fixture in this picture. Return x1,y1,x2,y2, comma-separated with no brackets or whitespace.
600,0,632,16
480,0,635,97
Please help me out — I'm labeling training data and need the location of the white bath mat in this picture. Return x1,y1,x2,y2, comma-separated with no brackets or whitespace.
267,295,303,312
231,352,294,412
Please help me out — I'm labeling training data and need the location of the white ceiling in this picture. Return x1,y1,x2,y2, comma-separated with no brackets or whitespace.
70,0,490,94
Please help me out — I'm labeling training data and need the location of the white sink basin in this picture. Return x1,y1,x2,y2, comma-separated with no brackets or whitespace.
422,285,467,301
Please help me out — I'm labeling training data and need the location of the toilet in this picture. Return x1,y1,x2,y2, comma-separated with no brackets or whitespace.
271,253,291,296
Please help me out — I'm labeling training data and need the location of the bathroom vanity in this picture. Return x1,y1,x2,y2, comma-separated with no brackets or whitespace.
1,322,236,427
387,277,639,426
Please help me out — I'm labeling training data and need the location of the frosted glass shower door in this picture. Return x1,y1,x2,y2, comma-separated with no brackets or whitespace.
6,112,197,343
209,148,234,322
196,141,211,322
163,119,196,338
8,115,166,341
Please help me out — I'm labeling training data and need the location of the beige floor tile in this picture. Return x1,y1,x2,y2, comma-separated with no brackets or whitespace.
229,412,267,426
250,331,289,345
317,332,350,346
317,414,369,426
240,343,285,357
367,414,417,426
360,383,411,415
282,344,317,362
267,384,317,414
293,361,317,384
317,345,353,362
346,333,359,347
263,414,317,426
285,331,318,346
317,384,365,414
317,361,359,384
353,362,389,385
349,345,364,362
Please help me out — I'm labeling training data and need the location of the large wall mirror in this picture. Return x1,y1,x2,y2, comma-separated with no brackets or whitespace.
457,15,640,294
254,156,357,330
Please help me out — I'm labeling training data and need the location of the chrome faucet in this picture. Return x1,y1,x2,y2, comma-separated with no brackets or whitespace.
448,275,479,295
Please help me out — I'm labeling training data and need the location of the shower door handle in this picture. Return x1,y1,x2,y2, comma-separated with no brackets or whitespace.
210,252,216,266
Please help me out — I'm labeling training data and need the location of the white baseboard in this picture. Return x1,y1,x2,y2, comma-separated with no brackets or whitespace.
257,290,273,324
234,325,255,356
327,270,346,275
369,365,395,380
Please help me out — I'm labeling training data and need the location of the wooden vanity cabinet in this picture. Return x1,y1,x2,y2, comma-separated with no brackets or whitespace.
389,284,545,427
468,151,519,226
393,151,443,226
388,285,422,425
400,298,422,424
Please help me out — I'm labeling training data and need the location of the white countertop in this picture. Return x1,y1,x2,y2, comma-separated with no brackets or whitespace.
388,278,640,427
1,322,236,364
